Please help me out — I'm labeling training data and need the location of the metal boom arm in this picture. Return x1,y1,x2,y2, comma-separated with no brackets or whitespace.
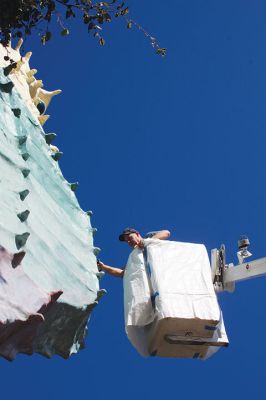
224,257,266,284
211,246,266,293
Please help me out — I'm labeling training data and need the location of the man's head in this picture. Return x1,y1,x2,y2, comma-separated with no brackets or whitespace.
119,228,143,248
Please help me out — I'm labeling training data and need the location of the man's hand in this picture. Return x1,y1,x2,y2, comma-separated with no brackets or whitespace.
96,260,124,278
97,260,105,271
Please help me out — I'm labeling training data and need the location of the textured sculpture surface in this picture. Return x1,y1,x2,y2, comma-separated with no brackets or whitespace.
0,42,104,360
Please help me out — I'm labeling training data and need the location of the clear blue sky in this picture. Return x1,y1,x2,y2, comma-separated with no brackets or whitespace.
2,1,266,398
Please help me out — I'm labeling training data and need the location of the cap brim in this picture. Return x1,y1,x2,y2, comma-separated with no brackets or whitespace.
119,229,139,241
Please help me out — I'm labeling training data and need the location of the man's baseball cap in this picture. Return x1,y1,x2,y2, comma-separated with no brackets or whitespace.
119,228,139,241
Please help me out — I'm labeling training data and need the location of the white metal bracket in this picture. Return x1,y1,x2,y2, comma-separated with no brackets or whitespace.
211,245,266,293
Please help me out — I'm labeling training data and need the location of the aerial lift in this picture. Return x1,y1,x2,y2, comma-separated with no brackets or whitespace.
144,236,265,359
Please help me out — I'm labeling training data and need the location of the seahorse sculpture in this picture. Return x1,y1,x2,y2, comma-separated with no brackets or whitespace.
0,39,105,360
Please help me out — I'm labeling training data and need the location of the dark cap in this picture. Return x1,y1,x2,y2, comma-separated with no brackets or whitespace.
119,228,139,241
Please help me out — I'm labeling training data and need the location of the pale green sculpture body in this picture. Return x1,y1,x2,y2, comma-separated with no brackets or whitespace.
0,42,103,360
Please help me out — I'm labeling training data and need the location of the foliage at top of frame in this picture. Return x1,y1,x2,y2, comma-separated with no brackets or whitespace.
0,0,166,56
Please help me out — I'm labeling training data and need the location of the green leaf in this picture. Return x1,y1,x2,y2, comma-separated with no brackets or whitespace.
156,48,167,56
41,31,52,45
99,37,105,46
41,34,46,45
121,7,129,16
83,14,91,24
105,12,111,22
88,22,95,30
61,28,70,36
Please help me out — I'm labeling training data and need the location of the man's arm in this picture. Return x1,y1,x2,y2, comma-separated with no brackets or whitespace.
145,230,171,240
97,261,124,278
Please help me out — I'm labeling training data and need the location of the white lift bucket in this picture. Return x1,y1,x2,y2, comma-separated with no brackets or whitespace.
123,239,228,359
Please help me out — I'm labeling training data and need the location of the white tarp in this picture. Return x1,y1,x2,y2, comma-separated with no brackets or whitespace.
123,239,228,358
145,239,221,322
124,246,154,327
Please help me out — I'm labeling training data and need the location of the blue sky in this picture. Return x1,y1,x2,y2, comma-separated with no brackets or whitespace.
2,1,266,399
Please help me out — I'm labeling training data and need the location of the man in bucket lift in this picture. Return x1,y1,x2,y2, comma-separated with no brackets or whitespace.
98,229,229,358
97,228,171,277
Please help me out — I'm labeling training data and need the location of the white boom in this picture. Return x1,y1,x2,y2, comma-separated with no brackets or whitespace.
211,244,266,293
